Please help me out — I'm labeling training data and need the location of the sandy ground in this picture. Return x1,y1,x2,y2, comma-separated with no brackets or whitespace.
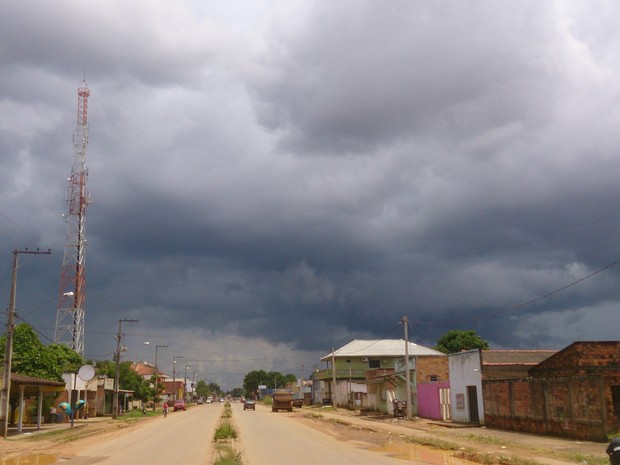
0,407,611,465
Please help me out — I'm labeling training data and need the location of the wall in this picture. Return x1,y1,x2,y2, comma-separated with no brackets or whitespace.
448,350,483,424
483,374,616,442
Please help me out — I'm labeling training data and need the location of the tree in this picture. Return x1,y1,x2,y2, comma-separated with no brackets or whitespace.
195,380,209,399
0,323,85,381
95,360,152,402
243,369,298,396
435,329,489,354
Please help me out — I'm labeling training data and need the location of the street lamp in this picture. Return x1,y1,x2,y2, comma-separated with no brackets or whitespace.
172,356,183,402
154,344,168,406
184,365,193,400
113,318,138,419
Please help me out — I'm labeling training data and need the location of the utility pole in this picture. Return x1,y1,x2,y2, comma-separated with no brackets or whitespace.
403,315,412,420
183,365,192,401
331,347,336,406
1,248,51,437
113,318,138,419
154,344,168,406
172,356,183,402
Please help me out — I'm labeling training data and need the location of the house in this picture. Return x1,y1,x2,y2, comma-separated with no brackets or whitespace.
483,341,620,441
448,349,556,425
313,339,447,416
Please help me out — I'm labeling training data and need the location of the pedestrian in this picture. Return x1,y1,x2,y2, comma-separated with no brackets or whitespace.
607,437,620,465
162,402,168,418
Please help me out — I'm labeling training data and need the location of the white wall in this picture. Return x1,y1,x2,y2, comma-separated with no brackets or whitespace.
447,350,483,424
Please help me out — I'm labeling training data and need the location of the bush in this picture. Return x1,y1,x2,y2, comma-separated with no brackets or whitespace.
214,421,238,440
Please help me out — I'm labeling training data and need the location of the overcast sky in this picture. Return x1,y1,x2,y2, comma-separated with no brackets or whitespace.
2,0,620,389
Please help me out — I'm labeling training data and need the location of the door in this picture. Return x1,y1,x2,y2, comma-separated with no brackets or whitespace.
466,385,480,424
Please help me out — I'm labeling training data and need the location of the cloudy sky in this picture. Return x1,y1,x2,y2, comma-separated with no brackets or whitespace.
2,0,620,389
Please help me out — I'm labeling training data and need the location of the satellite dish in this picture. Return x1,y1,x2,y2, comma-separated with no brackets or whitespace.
78,364,96,381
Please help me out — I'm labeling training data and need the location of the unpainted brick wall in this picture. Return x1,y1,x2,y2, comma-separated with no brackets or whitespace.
483,374,615,442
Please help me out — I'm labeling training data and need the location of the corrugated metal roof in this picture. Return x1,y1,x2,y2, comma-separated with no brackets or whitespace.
482,350,557,365
321,339,444,360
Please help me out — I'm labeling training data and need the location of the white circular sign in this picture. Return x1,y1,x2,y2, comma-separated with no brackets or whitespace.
78,364,96,381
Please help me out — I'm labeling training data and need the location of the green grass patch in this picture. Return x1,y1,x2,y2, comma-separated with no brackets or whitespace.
214,445,243,465
214,421,238,440
404,435,460,451
456,449,543,465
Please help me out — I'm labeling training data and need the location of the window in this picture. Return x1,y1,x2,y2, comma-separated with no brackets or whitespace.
368,359,381,369
429,375,439,382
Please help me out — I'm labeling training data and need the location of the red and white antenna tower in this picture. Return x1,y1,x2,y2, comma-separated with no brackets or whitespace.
55,80,91,355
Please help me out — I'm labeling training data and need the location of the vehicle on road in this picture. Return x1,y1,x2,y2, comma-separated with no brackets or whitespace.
243,399,256,410
173,400,186,411
272,389,293,412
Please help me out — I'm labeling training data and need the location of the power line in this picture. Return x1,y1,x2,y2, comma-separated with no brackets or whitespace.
412,257,620,326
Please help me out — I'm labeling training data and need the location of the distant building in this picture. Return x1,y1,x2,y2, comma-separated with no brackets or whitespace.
313,339,446,415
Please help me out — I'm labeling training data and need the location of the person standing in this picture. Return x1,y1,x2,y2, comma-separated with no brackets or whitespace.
162,402,168,418
607,437,620,465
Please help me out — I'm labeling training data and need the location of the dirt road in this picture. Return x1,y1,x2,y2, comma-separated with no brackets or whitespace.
0,403,611,465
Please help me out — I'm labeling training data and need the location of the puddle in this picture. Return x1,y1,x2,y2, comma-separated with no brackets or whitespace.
368,442,477,465
0,454,57,465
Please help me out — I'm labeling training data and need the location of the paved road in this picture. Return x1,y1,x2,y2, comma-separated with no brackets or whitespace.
232,402,407,465
53,403,223,465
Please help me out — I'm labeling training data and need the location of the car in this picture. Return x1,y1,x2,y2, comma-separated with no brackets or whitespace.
243,399,256,410
196,398,204,405
173,400,186,411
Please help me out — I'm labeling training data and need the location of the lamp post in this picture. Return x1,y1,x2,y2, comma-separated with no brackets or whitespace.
183,365,193,401
172,356,183,402
154,344,168,406
113,318,138,419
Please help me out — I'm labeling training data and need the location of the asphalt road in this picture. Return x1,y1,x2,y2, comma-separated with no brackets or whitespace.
53,403,223,465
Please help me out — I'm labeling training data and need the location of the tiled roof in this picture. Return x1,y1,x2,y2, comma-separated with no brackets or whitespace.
482,350,557,365
321,339,445,360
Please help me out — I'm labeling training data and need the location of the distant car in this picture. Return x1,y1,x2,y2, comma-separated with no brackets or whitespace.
196,398,204,405
173,400,186,411
243,399,256,410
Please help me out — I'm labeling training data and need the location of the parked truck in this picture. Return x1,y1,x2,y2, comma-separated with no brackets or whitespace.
271,389,293,412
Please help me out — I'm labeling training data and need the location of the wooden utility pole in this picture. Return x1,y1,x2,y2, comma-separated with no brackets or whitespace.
1,248,51,437
403,315,413,420
113,318,138,419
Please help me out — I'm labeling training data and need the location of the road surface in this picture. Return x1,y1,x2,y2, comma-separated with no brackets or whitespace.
54,403,223,465
232,402,407,465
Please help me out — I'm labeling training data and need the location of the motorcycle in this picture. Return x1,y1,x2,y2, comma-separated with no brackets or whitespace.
393,399,407,418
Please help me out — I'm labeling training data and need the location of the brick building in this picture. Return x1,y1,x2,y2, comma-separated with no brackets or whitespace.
483,341,620,442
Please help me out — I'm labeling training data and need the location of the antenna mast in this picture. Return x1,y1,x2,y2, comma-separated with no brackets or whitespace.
55,80,91,355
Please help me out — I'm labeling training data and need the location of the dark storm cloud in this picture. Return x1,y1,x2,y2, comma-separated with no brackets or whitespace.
2,0,620,388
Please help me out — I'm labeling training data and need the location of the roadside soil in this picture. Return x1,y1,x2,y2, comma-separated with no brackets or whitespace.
295,407,609,465
0,417,148,461
0,407,611,465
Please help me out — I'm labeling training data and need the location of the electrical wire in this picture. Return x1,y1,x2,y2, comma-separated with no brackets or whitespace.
411,257,620,326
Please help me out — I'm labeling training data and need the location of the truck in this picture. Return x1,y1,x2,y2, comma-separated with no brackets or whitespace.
271,389,293,412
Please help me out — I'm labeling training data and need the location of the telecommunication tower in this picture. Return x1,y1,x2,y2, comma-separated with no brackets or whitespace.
55,80,91,355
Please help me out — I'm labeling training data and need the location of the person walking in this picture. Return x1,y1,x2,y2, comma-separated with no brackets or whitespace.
162,402,168,418
607,437,620,465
